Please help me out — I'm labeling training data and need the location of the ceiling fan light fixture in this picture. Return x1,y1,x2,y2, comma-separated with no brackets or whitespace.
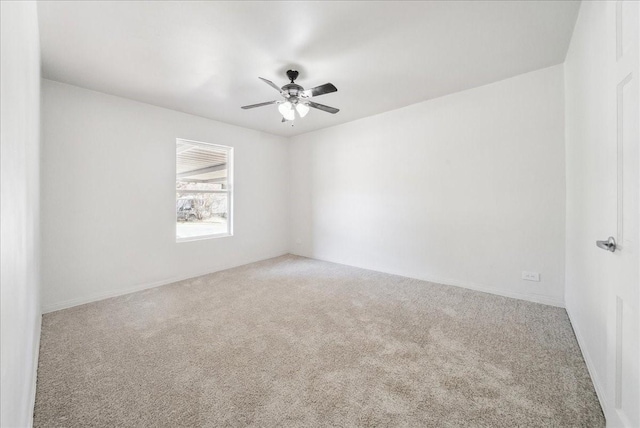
278,101,295,121
295,102,309,118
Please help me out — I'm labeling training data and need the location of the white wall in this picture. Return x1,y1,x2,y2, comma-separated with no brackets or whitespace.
41,80,289,312
290,65,566,306
563,0,615,419
0,2,42,427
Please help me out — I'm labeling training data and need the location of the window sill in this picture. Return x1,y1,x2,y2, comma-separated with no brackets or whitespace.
176,233,233,243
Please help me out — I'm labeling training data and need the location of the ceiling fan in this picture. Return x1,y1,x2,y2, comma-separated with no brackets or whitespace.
241,70,339,122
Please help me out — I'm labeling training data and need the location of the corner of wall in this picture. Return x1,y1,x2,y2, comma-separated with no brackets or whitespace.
0,1,43,426
27,315,42,428
285,134,294,254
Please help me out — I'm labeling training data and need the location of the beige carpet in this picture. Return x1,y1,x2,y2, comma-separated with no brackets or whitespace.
34,255,603,427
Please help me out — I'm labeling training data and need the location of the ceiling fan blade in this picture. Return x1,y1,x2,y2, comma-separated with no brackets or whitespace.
241,100,277,109
258,77,283,93
307,101,339,114
301,83,337,98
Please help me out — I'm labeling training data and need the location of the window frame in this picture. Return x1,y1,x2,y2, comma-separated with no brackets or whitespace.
175,138,234,243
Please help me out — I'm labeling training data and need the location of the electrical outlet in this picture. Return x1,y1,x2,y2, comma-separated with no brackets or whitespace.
522,271,540,282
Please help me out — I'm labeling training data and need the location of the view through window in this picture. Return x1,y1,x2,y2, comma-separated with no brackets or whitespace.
176,139,232,240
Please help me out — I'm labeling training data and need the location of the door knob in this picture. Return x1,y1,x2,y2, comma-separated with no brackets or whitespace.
596,236,617,252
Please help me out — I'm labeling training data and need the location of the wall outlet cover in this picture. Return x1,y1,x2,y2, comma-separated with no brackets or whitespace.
522,271,540,282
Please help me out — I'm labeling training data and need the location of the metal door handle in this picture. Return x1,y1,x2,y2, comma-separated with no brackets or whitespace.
596,236,616,252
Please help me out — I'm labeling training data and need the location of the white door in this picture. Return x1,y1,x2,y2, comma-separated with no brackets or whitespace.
603,1,639,426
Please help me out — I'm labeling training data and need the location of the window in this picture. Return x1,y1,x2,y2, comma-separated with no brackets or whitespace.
176,139,233,241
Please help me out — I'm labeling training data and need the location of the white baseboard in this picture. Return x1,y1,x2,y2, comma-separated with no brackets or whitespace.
565,304,608,423
42,274,204,314
293,253,565,308
44,251,564,313
42,252,289,313
28,313,42,428
416,272,565,308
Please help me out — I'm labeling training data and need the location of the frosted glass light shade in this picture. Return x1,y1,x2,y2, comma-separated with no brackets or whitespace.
295,103,310,118
278,101,295,121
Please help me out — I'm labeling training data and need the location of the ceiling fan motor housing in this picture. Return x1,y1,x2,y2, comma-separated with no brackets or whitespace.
282,83,304,98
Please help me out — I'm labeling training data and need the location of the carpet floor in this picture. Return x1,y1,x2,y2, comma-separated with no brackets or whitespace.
34,255,604,427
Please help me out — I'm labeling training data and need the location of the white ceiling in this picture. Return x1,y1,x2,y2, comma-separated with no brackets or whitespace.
38,1,580,137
